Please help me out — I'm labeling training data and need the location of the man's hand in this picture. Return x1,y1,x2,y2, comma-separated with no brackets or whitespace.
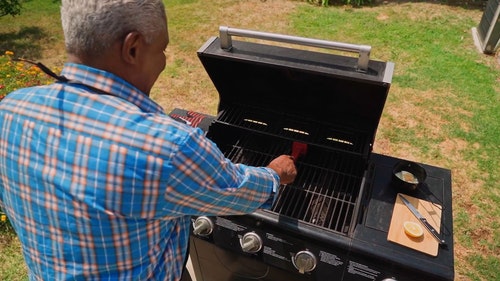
267,155,297,185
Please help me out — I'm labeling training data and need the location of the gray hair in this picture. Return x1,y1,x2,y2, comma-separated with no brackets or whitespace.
61,0,167,57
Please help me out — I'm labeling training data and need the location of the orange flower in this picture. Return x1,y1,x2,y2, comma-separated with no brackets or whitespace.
5,51,14,56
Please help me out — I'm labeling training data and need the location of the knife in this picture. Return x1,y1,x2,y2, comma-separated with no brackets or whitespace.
398,194,445,245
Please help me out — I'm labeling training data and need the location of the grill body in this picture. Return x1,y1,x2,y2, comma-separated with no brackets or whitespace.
189,154,454,281
187,28,454,281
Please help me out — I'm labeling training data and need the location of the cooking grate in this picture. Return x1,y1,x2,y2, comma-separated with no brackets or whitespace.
208,121,366,236
272,149,364,235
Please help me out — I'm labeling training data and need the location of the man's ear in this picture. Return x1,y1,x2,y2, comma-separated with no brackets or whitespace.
121,31,143,65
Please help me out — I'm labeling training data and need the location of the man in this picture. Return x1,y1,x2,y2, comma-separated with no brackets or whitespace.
0,1,297,280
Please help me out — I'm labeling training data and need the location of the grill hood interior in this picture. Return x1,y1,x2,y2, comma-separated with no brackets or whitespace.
197,34,394,158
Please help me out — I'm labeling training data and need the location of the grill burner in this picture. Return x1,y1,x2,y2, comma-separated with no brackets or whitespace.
215,105,370,156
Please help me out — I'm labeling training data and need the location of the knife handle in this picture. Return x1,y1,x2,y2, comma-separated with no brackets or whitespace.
421,218,445,245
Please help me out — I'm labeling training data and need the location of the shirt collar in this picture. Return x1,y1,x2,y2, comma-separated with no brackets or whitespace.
60,63,165,114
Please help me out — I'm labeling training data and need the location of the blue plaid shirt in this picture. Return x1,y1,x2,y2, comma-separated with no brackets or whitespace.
0,63,279,281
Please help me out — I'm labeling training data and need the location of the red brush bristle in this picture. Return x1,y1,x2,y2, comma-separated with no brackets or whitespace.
291,142,307,162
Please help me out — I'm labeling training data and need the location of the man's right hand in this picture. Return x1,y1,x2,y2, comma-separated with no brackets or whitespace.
267,155,297,185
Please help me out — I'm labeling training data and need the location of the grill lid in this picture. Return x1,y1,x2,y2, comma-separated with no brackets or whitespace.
198,27,394,157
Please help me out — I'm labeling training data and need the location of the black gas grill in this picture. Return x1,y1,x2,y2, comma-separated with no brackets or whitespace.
186,27,454,281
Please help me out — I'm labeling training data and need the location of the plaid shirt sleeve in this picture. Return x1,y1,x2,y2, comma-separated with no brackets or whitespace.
163,126,279,216
112,113,280,220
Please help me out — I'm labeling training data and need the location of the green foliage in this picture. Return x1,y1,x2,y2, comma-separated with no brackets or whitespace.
308,0,329,6
0,52,56,98
0,0,61,18
0,0,22,17
0,211,10,230
0,0,62,59
348,0,371,6
308,0,372,7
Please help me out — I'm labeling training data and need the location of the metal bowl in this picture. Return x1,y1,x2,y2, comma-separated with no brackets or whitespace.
392,160,427,193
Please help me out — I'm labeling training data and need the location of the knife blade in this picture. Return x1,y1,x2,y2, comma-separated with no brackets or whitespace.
398,194,445,245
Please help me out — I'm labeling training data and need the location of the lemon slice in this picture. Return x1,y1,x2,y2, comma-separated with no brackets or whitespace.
403,221,424,238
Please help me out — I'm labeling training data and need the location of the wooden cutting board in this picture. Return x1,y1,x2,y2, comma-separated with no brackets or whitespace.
387,193,442,256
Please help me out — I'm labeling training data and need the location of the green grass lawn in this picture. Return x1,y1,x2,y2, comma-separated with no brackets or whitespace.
1,0,499,280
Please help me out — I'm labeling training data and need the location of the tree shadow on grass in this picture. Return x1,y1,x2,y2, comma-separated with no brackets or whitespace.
374,0,486,10
0,26,48,59
314,0,487,10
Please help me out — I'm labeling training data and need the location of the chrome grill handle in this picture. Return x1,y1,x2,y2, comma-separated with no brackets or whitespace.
219,26,371,72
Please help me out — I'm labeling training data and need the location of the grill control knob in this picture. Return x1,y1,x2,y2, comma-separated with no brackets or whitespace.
192,216,213,236
292,250,317,274
240,232,262,253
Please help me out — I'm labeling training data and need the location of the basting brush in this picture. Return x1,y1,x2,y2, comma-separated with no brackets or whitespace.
291,141,308,162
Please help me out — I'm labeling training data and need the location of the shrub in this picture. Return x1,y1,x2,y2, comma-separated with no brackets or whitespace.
0,0,22,17
0,50,55,101
308,0,372,7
